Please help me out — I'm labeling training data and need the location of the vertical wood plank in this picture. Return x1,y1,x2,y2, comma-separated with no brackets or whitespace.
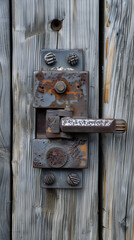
0,0,11,239
12,0,99,239
102,0,134,239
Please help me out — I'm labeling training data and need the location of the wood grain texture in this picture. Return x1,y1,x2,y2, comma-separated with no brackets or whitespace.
12,0,99,239
0,0,11,239
102,0,134,239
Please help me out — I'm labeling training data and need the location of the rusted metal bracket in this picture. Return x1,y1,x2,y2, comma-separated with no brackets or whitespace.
33,49,127,189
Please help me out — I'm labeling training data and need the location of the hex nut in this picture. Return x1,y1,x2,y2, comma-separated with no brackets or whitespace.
55,81,67,94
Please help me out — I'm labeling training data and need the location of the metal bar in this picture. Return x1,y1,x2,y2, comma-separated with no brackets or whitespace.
61,118,127,133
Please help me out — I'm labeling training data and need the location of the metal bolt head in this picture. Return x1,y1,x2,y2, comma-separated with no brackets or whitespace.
55,81,67,94
44,174,55,185
68,53,79,66
46,147,67,168
44,52,56,65
67,173,80,186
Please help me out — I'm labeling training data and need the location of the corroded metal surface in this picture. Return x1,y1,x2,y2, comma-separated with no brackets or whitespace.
115,119,127,132
61,118,127,133
33,138,88,169
46,109,73,138
33,71,89,117
46,115,60,134
46,147,67,168
41,169,82,189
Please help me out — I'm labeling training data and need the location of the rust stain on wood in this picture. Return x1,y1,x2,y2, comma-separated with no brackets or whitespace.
104,35,115,103
106,37,109,58
106,1,110,27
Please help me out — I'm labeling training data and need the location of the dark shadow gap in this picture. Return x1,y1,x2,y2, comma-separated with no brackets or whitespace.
9,0,13,239
98,0,105,239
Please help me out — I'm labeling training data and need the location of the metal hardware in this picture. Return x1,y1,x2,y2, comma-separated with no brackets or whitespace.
33,138,88,169
61,118,127,133
41,49,83,71
33,49,127,189
68,53,79,66
54,81,67,93
46,147,67,168
44,174,55,185
41,170,82,189
44,52,56,65
67,173,80,186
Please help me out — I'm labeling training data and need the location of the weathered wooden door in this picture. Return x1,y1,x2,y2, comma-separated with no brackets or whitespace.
0,0,133,239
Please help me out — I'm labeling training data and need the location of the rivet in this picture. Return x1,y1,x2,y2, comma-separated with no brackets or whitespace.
44,174,55,185
44,52,56,65
55,81,67,94
67,173,80,186
68,53,79,66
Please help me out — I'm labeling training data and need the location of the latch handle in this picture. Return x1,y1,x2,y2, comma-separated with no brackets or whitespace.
61,118,127,133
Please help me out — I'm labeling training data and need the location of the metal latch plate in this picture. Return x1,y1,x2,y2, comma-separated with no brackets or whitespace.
41,49,83,71
33,138,88,169
41,169,83,189
33,49,89,189
33,71,89,118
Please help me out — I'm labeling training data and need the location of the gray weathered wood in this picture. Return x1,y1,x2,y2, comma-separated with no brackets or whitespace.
0,1,11,239
101,0,134,239
12,0,99,239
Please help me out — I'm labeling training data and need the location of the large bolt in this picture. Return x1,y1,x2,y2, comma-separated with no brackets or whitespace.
67,173,80,186
44,174,55,185
44,52,56,65
68,53,79,66
55,81,67,94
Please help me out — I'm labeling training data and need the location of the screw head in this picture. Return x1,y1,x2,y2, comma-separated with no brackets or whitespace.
68,53,79,66
67,173,80,186
44,52,56,65
44,174,55,185
55,81,67,94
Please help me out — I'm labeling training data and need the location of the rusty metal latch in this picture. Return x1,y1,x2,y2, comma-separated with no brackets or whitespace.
33,49,127,189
